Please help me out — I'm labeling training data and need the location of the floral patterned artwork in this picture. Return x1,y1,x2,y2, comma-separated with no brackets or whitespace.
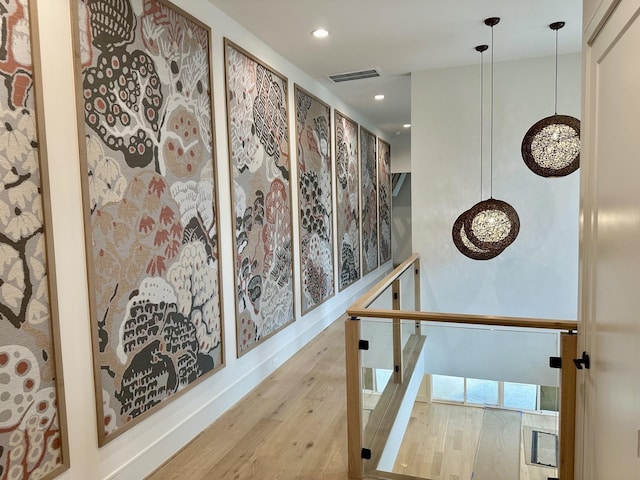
334,111,360,290
1,0,69,478
75,0,223,444
294,86,334,314
360,128,378,275
224,40,294,355
377,138,392,264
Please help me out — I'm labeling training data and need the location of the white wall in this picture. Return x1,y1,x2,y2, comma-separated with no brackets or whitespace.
391,175,412,265
391,133,411,173
412,54,581,320
37,0,390,478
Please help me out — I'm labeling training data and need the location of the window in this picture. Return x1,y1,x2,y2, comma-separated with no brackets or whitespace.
466,378,499,405
432,375,465,402
504,382,537,410
431,374,555,412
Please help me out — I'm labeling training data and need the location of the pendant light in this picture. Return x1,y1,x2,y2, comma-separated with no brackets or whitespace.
463,17,520,254
453,207,506,260
521,21,580,177
452,44,505,260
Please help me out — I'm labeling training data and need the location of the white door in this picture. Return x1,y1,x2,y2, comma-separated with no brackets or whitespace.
578,1,640,479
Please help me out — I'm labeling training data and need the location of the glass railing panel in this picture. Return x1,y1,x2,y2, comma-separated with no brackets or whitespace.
398,261,416,311
360,317,395,439
369,281,393,310
359,318,426,477
366,324,562,480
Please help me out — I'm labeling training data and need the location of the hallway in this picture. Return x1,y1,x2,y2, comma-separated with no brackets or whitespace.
148,318,351,480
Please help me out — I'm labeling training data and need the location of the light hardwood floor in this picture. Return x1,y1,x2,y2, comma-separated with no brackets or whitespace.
393,403,484,479
393,401,559,480
149,318,560,480
148,319,351,480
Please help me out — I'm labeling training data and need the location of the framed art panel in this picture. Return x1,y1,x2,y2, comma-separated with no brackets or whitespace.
293,85,334,314
224,39,294,355
294,85,334,314
334,111,360,291
360,127,378,275
377,138,392,264
73,0,224,444
1,0,70,478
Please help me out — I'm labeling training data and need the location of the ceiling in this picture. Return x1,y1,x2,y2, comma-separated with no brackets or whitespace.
209,0,582,138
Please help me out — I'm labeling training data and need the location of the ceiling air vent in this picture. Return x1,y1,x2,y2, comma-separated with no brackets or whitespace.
328,68,381,83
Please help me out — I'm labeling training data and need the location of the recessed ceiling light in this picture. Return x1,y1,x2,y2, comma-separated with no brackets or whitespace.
312,28,329,39
374,94,385,101
403,124,411,128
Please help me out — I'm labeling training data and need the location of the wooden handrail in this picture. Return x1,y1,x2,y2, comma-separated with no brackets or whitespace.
350,254,419,310
346,307,578,331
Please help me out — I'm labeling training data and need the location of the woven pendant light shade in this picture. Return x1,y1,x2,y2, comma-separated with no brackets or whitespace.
452,209,505,260
522,114,580,177
463,198,520,251
457,18,519,257
451,21,520,259
522,21,580,177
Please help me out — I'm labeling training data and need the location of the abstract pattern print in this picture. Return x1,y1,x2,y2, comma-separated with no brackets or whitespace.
225,40,294,355
77,0,223,444
377,138,392,264
1,1,68,478
360,128,378,275
294,86,334,314
334,112,360,290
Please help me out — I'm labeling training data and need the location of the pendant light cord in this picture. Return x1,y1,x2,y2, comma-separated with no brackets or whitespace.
480,49,484,201
490,24,494,199
554,27,559,115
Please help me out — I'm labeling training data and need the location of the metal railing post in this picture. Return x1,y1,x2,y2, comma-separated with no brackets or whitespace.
345,316,363,480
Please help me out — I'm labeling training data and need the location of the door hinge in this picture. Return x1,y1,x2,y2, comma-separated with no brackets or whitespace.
358,339,369,351
549,356,562,369
361,448,371,459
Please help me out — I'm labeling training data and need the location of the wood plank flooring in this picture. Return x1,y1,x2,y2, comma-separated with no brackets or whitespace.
147,319,351,480
149,317,560,480
393,401,559,480
472,409,522,480
393,402,483,479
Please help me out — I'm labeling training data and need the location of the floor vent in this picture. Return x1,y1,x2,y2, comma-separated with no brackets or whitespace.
328,68,381,83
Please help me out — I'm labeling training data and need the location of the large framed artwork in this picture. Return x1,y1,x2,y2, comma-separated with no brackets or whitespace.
294,85,334,314
377,138,392,264
224,39,294,355
1,0,70,478
334,111,360,291
360,127,378,275
73,0,224,444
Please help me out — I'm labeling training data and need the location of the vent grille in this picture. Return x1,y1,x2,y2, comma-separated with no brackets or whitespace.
328,68,381,83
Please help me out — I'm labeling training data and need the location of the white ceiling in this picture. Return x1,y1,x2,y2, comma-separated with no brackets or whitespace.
209,0,582,137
